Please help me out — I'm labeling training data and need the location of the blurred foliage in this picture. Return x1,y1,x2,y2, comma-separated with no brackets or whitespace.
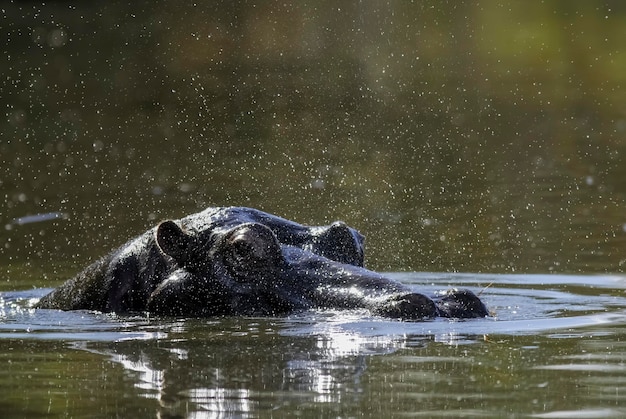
2,0,626,282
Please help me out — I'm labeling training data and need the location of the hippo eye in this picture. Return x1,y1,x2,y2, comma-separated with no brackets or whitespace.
229,240,258,264
222,223,283,278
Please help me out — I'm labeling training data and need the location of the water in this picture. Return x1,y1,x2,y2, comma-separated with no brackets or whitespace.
2,273,626,418
3,1,626,417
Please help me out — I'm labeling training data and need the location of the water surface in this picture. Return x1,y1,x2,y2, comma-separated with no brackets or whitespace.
2,273,626,418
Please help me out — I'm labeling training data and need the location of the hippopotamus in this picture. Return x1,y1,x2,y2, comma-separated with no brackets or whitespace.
36,207,489,320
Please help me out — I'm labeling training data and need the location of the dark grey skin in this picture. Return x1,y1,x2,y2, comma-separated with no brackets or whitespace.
36,207,488,320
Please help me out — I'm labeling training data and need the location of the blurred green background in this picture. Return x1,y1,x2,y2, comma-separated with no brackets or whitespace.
3,1,626,288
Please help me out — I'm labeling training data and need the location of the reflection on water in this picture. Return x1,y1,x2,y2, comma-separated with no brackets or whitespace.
77,315,407,414
2,273,626,417
185,388,256,418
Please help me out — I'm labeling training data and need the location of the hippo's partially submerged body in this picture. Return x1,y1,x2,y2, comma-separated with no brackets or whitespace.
37,207,488,320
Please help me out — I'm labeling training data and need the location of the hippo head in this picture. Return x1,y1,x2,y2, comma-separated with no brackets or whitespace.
148,219,489,319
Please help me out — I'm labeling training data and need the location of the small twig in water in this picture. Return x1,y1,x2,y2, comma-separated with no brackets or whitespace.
477,282,494,297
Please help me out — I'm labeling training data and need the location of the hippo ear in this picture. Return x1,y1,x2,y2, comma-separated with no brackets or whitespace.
156,220,191,264
315,221,365,267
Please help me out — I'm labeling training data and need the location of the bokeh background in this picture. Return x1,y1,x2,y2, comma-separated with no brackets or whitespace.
3,1,626,288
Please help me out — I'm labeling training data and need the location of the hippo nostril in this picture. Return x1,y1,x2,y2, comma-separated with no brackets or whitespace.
374,293,438,320
434,289,490,318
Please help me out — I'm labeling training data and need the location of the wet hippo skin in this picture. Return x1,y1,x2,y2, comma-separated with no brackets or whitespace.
36,207,489,320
